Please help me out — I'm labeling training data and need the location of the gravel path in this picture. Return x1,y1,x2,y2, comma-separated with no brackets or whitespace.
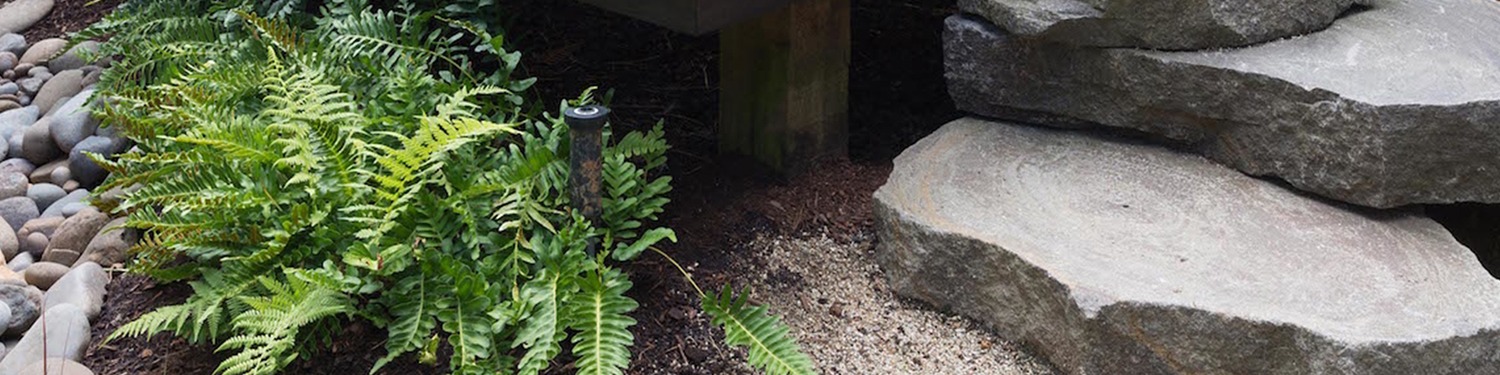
722,234,1057,375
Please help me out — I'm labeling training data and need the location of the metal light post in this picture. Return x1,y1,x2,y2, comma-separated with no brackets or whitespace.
565,105,609,256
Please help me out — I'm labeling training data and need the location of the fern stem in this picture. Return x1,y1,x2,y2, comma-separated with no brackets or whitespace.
648,246,706,298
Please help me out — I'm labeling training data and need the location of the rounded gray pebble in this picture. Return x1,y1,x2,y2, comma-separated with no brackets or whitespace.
57,202,85,217
48,166,68,186
18,232,43,257
24,184,61,211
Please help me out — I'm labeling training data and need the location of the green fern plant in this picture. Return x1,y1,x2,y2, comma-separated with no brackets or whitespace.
90,1,815,375
705,287,817,375
217,274,354,375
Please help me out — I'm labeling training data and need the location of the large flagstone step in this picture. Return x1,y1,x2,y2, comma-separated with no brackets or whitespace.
876,118,1500,375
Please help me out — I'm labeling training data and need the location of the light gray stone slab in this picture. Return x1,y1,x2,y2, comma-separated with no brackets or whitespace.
944,0,1500,208
958,0,1356,49
876,118,1500,375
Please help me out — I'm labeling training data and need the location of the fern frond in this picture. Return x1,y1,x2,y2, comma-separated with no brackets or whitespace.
513,268,565,375
437,257,497,372
372,260,441,373
215,275,353,375
565,269,637,375
351,106,516,274
108,270,258,344
703,286,817,375
239,10,301,53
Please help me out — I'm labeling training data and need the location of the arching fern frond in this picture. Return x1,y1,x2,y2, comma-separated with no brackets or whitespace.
703,286,818,375
108,269,258,344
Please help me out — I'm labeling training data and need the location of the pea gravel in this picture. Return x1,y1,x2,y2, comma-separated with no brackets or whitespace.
711,234,1057,375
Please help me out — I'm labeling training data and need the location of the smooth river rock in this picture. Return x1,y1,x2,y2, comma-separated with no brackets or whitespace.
944,0,1500,208
41,262,104,321
38,190,82,219
0,303,89,375
67,136,109,187
0,218,13,261
48,90,97,153
876,119,1500,375
37,248,74,266
81,217,130,266
17,217,59,239
43,207,104,256
16,360,92,375
29,70,80,115
0,107,36,140
24,161,57,185
0,173,24,201
16,39,62,66
17,234,41,259
46,41,98,73
0,34,23,56
0,198,35,233
19,262,62,290
5,253,28,273
0,284,39,336
19,120,57,165
23,184,61,212
0,0,54,36
958,0,1356,50
0,160,29,178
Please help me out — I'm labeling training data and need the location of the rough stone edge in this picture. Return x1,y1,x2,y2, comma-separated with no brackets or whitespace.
941,14,1500,208
955,0,1357,50
874,194,1500,374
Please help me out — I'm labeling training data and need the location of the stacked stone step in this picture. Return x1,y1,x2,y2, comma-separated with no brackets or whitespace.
877,0,1500,374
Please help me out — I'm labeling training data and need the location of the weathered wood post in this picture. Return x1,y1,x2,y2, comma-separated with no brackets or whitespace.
576,0,852,175
719,0,850,174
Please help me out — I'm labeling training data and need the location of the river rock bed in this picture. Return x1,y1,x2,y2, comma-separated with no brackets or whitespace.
0,15,131,374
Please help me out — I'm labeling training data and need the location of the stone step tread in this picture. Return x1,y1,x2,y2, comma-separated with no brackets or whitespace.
944,0,1500,208
959,0,1355,50
877,118,1500,373
1141,0,1500,106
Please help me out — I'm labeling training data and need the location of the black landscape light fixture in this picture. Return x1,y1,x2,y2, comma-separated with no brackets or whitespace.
565,105,609,255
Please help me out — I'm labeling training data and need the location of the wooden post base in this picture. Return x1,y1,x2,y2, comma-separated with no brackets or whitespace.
719,0,850,175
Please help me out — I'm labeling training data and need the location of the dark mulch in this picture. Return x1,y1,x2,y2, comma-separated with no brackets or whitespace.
82,274,219,374
20,0,124,41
